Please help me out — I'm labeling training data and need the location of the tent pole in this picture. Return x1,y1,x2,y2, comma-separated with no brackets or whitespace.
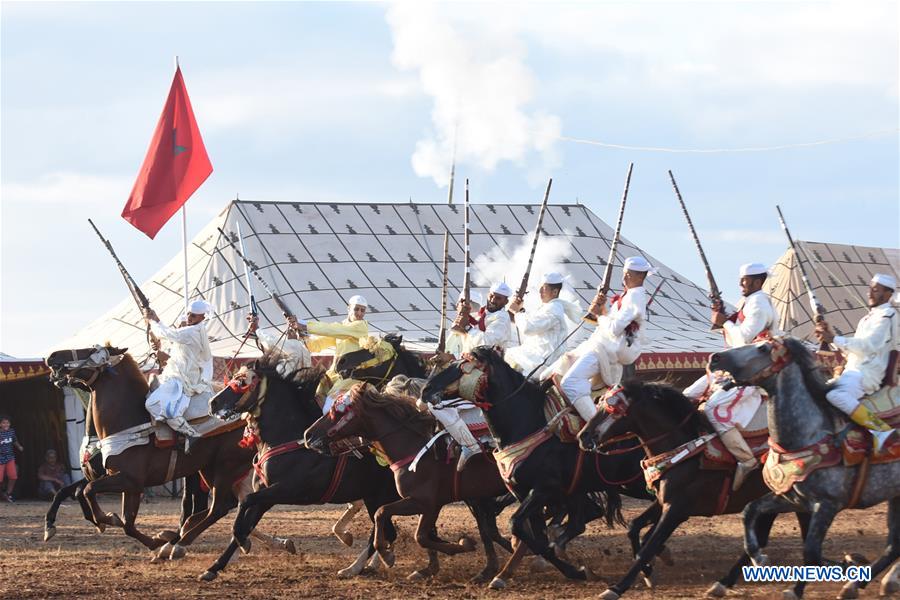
182,206,189,311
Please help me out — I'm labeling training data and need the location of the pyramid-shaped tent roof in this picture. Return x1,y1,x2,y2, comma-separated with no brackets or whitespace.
766,240,899,342
61,199,730,371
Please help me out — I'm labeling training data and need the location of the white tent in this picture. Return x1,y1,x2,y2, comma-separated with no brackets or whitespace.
766,240,900,343
61,200,732,373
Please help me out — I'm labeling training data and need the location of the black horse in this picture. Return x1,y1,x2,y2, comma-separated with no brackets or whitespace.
335,333,428,385
422,346,650,588
201,351,400,581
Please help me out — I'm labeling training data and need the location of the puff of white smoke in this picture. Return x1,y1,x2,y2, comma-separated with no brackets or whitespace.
386,3,562,186
472,235,581,313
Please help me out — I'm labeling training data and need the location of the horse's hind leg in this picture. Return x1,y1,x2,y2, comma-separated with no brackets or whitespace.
510,491,588,581
465,500,500,583
789,500,839,599
840,496,900,599
414,505,477,556
333,500,364,547
708,511,779,598
116,490,167,555
176,485,240,550
489,536,529,590
743,492,803,567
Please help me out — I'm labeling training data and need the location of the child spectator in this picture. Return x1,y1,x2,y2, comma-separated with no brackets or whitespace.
37,449,71,500
0,415,24,502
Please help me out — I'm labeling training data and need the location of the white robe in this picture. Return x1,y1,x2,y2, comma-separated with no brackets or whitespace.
145,320,213,422
505,298,580,376
446,307,515,358
722,290,780,347
258,329,312,375
832,302,898,395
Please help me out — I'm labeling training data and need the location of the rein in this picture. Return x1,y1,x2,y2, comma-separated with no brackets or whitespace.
743,339,792,386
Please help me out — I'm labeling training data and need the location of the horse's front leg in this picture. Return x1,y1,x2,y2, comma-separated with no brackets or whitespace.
82,475,131,534
373,497,427,567
788,500,839,599
117,490,168,553
708,511,778,597
511,490,588,581
466,499,501,584
44,478,86,541
742,492,802,567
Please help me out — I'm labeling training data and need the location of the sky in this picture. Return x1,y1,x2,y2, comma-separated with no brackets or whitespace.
1,1,898,357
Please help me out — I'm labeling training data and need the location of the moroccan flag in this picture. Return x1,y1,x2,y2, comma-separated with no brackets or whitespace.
121,67,212,239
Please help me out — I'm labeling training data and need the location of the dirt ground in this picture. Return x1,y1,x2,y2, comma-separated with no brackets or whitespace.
0,495,893,599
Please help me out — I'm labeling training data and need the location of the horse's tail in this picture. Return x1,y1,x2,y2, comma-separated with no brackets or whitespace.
590,489,624,529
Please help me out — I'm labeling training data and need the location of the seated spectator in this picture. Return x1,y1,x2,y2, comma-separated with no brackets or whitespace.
0,415,23,502
37,449,71,500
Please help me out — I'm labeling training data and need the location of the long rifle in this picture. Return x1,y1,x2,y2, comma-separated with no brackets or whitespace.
669,170,723,327
88,219,155,356
513,178,553,308
450,179,471,333
775,205,830,350
585,163,633,323
235,221,258,318
436,231,450,352
216,226,294,318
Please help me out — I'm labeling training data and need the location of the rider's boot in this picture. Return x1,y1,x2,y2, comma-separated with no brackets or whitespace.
167,417,201,455
720,428,758,491
444,416,481,472
571,394,597,423
849,404,897,454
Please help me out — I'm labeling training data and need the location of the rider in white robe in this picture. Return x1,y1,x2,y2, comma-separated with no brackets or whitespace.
144,299,214,452
432,282,515,471
247,314,312,375
560,256,652,423
816,273,898,453
704,263,781,490
505,272,581,378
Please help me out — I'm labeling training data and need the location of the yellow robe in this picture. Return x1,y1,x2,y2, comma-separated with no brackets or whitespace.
306,319,369,400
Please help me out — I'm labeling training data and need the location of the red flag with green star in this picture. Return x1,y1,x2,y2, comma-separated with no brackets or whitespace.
121,66,212,239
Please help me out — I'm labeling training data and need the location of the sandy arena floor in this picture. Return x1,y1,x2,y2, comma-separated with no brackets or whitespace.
0,495,893,599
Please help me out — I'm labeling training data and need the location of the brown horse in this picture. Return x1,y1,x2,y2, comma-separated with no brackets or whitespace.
304,383,513,583
46,345,254,559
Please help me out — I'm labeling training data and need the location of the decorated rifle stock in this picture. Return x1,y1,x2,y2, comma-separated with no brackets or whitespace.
585,163,633,323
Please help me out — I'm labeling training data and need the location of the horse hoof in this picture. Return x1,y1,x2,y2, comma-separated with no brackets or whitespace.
882,579,900,596
838,581,859,599
706,582,728,598
199,570,217,582
658,546,675,566
44,526,56,542
581,566,598,582
95,522,106,534
379,549,396,568
335,531,354,547
282,539,297,555
488,577,506,590
470,570,496,585
153,542,173,562
751,552,770,567
782,590,799,600
156,530,179,543
407,570,428,581
169,544,187,560
236,537,251,555
599,590,621,600
459,536,477,552
337,566,359,579
108,512,124,528
642,573,655,589
844,553,868,566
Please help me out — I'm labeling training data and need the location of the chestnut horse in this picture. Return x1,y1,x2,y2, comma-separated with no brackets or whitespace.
46,345,254,559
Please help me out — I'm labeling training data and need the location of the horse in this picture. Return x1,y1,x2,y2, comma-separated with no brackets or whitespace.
577,378,817,600
304,382,514,583
710,336,900,599
335,333,428,385
202,352,400,582
45,345,257,560
421,346,650,589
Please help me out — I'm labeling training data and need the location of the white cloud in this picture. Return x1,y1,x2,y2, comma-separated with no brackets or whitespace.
386,3,563,187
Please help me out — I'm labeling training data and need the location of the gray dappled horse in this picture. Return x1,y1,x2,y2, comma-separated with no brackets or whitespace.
710,337,900,599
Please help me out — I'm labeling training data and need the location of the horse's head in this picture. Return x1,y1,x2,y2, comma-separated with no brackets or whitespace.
578,381,702,452
335,347,376,378
709,338,792,389
303,383,371,453
45,345,128,389
209,365,266,420
336,336,410,385
420,348,493,409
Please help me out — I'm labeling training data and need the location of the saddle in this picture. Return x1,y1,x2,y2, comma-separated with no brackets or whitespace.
153,392,244,448
701,400,769,469
544,375,590,444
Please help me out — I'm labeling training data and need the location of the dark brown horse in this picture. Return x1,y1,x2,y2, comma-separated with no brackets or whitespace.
46,345,254,560
304,383,513,583
578,380,814,599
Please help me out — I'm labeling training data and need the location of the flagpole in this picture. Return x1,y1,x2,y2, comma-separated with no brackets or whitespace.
174,55,189,312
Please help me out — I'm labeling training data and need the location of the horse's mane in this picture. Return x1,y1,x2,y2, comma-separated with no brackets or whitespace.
254,349,325,398
358,386,435,430
384,335,427,378
621,379,710,435
469,346,545,405
782,337,833,402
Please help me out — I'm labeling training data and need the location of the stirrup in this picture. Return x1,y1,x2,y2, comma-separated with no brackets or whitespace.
456,446,481,472
872,429,897,454
732,460,758,491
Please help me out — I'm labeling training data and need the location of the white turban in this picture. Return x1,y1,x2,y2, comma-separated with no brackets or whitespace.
739,263,769,277
871,273,897,290
623,256,653,273
542,272,565,285
490,281,513,297
188,299,211,315
347,295,368,308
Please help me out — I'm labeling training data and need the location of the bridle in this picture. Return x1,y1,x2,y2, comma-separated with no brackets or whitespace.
324,384,430,445
48,346,125,390
736,338,793,386
221,367,269,419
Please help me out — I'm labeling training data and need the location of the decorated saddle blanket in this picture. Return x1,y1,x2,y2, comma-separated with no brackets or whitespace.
493,429,553,486
153,414,244,447
544,375,587,444
763,425,900,495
